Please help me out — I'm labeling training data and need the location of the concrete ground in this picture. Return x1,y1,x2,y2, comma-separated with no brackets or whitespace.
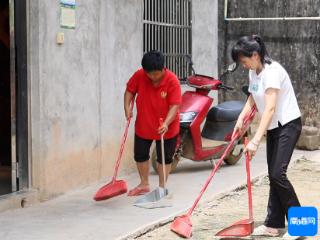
0,146,315,240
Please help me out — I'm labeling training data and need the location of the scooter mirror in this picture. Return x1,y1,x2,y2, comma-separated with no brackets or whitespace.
186,55,195,75
227,62,238,72
186,55,193,65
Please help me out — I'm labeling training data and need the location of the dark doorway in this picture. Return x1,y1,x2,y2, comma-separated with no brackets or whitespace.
0,0,28,196
0,0,11,195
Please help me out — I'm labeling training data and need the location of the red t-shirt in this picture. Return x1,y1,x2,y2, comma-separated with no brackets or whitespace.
126,68,181,140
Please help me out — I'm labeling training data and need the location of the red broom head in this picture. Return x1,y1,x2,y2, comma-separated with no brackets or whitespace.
94,180,127,201
170,215,192,238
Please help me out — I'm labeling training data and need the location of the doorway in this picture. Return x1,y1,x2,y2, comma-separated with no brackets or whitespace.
0,0,11,195
0,0,28,197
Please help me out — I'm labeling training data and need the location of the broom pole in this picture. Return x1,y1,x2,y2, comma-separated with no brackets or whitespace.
159,118,167,188
245,150,253,220
112,99,134,182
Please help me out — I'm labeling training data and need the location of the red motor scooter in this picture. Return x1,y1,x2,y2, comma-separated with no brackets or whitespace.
151,59,254,172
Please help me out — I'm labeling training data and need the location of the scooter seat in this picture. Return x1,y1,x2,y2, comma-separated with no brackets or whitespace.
206,101,245,122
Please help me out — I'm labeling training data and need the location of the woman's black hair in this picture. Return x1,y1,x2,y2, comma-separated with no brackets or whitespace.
141,50,165,72
231,35,272,65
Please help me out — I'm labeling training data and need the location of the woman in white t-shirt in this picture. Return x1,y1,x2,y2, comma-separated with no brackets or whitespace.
231,35,302,239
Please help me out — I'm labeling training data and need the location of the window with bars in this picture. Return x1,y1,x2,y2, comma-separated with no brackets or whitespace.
143,0,192,80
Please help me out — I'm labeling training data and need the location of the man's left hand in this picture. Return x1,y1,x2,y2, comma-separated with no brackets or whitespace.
158,122,169,135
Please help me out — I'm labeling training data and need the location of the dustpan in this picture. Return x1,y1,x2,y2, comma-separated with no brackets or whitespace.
134,121,173,209
133,187,173,208
216,140,254,237
216,219,254,237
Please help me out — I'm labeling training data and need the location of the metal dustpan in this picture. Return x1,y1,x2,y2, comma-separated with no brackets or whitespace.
134,128,173,209
134,187,173,208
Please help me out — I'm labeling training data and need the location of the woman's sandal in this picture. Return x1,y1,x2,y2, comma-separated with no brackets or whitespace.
251,225,280,237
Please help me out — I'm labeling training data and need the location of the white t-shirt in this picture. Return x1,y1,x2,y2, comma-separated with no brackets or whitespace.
249,61,301,130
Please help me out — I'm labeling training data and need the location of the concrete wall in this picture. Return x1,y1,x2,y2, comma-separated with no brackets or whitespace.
218,0,320,126
29,0,143,199
190,0,219,103
28,0,218,199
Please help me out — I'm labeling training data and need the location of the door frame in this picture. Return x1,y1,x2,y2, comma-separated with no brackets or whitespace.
9,0,29,192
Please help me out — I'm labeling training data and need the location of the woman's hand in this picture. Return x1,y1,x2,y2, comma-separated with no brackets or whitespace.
244,139,259,156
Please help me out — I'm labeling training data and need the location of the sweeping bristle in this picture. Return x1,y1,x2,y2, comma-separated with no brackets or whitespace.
94,180,127,201
170,215,192,238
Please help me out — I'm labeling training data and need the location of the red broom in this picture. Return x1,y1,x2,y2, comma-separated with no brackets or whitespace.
94,106,133,201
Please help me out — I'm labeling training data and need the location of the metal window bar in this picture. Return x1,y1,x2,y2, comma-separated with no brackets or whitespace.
143,0,192,80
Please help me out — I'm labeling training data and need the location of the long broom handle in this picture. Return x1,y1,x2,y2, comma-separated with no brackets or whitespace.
112,100,134,182
161,134,166,188
160,118,167,188
186,105,256,217
244,139,253,220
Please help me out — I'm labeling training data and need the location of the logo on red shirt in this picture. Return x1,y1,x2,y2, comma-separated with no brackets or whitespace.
160,91,167,99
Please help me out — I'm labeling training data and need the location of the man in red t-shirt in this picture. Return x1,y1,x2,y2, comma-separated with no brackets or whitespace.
124,50,181,196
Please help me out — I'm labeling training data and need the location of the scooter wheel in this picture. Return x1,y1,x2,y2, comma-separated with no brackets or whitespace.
151,147,180,173
224,144,243,165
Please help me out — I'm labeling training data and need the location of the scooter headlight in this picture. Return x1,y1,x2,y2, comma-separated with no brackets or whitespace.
180,112,198,123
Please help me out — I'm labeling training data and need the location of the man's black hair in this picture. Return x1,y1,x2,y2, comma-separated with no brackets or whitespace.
141,50,165,72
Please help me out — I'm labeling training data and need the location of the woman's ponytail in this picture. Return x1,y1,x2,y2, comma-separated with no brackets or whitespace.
252,35,272,64
231,35,272,65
